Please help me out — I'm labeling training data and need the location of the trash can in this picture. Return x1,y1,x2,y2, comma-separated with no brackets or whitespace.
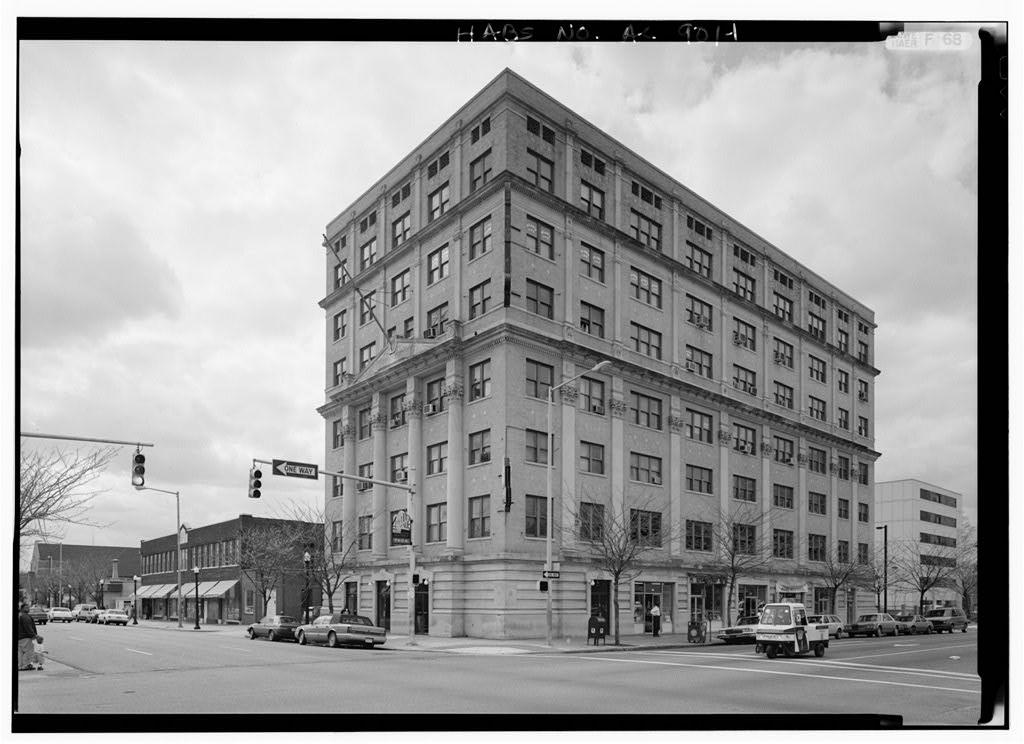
688,615,706,644
588,615,607,645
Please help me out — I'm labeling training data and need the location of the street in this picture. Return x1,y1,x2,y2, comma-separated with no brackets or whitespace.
15,622,981,724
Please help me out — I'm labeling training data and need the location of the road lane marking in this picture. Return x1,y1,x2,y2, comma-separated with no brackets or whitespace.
842,643,975,661
551,654,978,695
69,636,84,641
125,648,153,656
225,647,253,653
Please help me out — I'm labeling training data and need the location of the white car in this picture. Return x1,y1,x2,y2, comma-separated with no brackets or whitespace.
807,613,846,639
97,608,129,626
48,606,74,623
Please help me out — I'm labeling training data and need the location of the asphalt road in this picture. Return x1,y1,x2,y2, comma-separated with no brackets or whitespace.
16,622,980,724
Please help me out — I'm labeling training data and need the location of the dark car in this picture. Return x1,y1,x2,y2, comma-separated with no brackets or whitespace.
924,607,969,633
296,612,387,648
845,613,899,637
247,614,301,642
28,606,48,625
894,614,933,635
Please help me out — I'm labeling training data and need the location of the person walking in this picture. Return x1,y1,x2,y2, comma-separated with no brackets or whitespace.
651,602,662,637
18,603,43,671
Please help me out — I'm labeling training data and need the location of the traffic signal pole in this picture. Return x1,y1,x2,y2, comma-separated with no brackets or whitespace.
20,432,155,448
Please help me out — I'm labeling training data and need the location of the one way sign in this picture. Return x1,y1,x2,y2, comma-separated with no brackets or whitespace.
272,459,319,480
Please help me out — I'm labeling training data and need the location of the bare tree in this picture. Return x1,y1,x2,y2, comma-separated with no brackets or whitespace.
890,538,959,614
275,504,359,615
951,521,978,615
237,520,298,619
704,503,773,627
811,542,870,616
19,445,117,541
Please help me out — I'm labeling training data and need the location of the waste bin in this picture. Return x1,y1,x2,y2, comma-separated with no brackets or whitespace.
688,616,706,644
588,615,607,645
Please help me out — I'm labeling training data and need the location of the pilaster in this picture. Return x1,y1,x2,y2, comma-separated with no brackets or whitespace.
444,360,465,553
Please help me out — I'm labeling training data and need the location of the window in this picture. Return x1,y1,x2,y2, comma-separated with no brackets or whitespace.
579,441,605,474
526,149,554,192
332,358,347,386
685,242,713,278
773,267,794,289
808,312,826,341
579,377,605,415
809,396,827,421
468,430,491,465
359,238,377,271
631,391,663,430
809,492,827,515
857,341,869,363
580,180,605,219
838,498,850,519
390,452,408,482
525,494,548,538
428,182,450,222
733,423,756,454
359,290,376,325
686,214,713,240
358,516,373,550
334,258,348,289
579,301,605,338
685,346,713,378
426,442,448,475
630,509,662,546
733,365,757,395
773,484,794,509
733,318,757,351
837,329,849,354
808,289,827,310
425,377,445,414
359,211,376,234
686,520,713,552
686,409,713,443
426,151,449,180
773,436,794,464
470,149,492,192
427,503,447,543
920,488,958,508
333,309,347,341
858,320,871,334
858,543,869,565
332,419,343,449
838,408,850,430
391,182,411,208
733,524,756,555
357,463,374,492
629,452,663,485
525,429,549,465
774,382,794,410
857,379,869,402
685,465,713,494
836,307,850,324
630,322,662,360
469,280,492,319
733,475,757,502
526,115,555,143
468,496,491,539
733,244,757,267
837,455,850,480
525,279,554,319
838,369,850,393
525,359,554,399
921,554,957,568
580,243,605,282
392,212,411,249
403,317,414,338
773,529,794,559
468,359,492,401
390,393,406,428
525,216,554,260
686,295,714,330
390,270,410,307
427,244,450,284
578,502,604,542
773,293,793,322
469,216,492,260
630,267,663,308
629,210,662,251
809,355,827,383
808,534,827,562
920,532,958,548
858,503,869,523
773,338,794,368
580,148,606,174
808,447,827,474
359,342,376,371
470,116,490,144
733,269,756,302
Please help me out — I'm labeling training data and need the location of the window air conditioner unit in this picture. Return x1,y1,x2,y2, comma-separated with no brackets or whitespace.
695,316,710,330
423,328,437,339
392,414,405,426
395,469,408,483
685,361,698,372
480,452,491,463
773,352,784,363
858,392,868,401
650,476,662,485
732,331,747,345
591,403,606,414
357,481,372,492
423,403,437,415
748,386,757,396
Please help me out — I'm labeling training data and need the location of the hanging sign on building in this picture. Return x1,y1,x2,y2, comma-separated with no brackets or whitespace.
392,510,412,545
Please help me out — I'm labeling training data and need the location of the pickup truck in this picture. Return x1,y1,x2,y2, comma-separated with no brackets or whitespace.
754,602,830,659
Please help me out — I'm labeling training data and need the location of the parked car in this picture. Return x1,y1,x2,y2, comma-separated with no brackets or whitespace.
47,607,74,623
716,615,760,644
82,607,103,623
807,614,845,639
295,612,387,648
924,607,969,633
97,608,129,626
845,613,899,637
28,606,48,625
247,614,301,642
894,614,933,634
72,603,97,621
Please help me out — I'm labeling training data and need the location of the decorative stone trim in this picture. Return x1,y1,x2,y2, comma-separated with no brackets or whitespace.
717,427,733,445
559,385,578,404
342,424,357,439
403,397,423,417
760,441,775,456
668,415,685,433
371,410,389,429
797,451,808,465
442,381,464,401
608,398,627,418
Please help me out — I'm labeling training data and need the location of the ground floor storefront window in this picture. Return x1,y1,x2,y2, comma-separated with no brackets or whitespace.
689,581,723,623
737,584,767,617
633,582,673,633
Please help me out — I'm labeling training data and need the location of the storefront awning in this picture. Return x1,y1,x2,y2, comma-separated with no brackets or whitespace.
192,581,222,597
201,579,238,597
137,583,177,599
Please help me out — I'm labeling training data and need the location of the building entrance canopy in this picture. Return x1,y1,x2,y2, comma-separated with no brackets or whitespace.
136,584,178,599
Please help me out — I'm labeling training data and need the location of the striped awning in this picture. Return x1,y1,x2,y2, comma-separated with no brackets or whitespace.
200,579,238,597
137,583,178,599
192,581,222,597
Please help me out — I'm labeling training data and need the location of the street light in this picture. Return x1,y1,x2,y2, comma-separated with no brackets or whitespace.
193,565,201,630
132,575,140,625
136,486,184,629
98,579,105,610
546,359,612,646
876,524,888,614
303,549,312,625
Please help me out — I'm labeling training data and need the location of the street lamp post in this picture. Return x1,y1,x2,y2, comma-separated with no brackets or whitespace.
546,359,612,646
193,565,201,630
132,575,140,624
136,486,184,629
303,549,312,625
98,580,105,610
875,524,888,614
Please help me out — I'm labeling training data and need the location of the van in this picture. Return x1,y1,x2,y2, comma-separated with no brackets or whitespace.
924,606,968,633
71,603,97,622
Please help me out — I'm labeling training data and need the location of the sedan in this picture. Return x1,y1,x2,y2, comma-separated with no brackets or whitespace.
28,606,48,625
81,607,104,623
845,613,899,637
807,614,845,639
296,612,387,648
97,608,129,626
716,615,760,644
247,614,300,642
894,614,933,635
47,607,74,623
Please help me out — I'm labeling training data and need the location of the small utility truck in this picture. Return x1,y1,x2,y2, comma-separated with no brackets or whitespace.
754,602,830,659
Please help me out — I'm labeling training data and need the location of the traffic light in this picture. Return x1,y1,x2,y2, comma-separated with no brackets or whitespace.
537,580,549,593
131,450,146,488
248,466,262,499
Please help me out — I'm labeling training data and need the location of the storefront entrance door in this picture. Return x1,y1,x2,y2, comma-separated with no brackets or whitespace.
375,581,391,631
414,584,429,634
590,580,611,620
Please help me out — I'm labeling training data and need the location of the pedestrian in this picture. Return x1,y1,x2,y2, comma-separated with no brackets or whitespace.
651,602,662,637
18,603,43,671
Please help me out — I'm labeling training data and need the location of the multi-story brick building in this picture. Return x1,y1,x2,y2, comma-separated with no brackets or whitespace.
28,543,140,609
318,69,880,639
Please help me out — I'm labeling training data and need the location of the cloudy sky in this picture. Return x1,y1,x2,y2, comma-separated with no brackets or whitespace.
14,28,982,565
